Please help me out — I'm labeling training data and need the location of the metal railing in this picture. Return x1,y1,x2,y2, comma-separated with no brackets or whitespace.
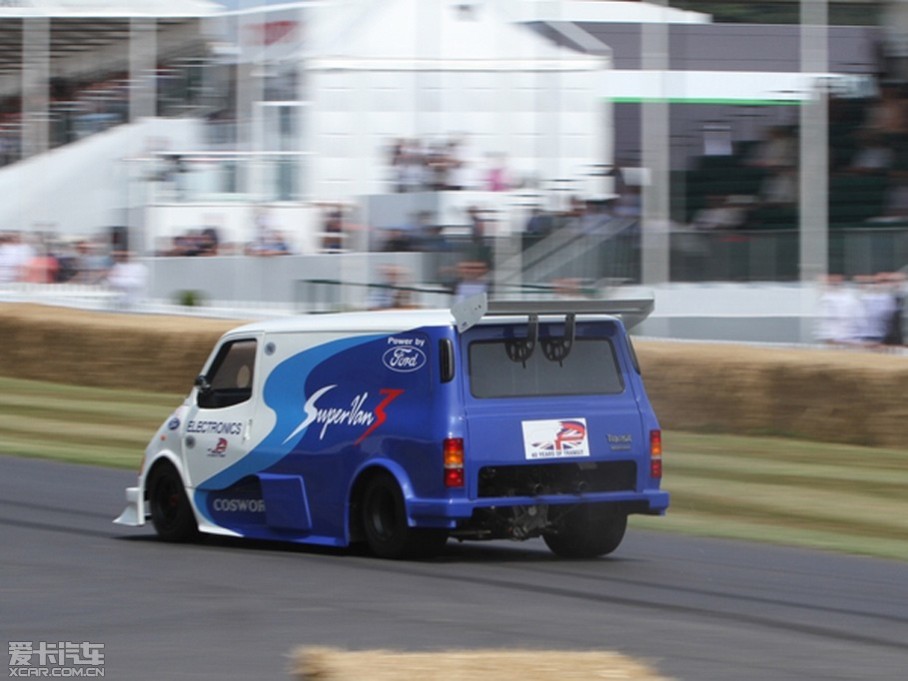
511,225,908,285
296,278,453,313
670,227,908,282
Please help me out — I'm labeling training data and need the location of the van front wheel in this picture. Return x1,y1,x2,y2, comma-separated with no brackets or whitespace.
543,505,627,558
361,473,446,559
148,463,199,543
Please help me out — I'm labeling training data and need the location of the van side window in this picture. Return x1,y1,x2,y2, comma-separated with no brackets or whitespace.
198,339,257,409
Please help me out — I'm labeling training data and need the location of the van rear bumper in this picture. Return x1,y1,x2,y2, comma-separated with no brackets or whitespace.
408,489,669,523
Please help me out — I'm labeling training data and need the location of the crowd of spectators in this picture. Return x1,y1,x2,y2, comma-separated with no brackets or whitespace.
0,230,151,309
0,232,117,285
387,136,513,194
157,228,220,257
682,78,908,232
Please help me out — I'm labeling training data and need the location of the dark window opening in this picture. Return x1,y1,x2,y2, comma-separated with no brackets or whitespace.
198,338,256,409
469,337,624,398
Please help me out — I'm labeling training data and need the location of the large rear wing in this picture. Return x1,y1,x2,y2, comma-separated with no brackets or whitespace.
452,293,654,333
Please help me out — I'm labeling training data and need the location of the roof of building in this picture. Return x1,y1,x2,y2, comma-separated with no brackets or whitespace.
0,1,223,19
0,1,223,80
308,0,605,71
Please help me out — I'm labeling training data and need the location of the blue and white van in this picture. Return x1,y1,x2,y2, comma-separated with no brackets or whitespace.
115,294,669,558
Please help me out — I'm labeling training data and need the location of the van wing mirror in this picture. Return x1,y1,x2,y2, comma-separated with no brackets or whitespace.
194,374,212,394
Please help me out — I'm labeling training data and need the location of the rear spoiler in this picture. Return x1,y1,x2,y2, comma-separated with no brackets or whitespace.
451,293,654,333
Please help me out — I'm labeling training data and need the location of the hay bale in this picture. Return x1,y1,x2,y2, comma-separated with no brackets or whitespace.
0,303,236,394
291,647,673,681
2,302,906,449
636,340,908,449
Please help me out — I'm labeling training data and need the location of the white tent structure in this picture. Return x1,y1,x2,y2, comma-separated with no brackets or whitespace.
303,0,611,202
0,0,221,18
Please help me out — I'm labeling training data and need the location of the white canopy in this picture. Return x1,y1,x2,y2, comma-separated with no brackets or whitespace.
310,0,605,71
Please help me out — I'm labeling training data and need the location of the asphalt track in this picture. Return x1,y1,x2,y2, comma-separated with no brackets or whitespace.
2,455,907,681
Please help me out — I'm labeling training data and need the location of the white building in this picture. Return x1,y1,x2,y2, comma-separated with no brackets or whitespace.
0,0,699,251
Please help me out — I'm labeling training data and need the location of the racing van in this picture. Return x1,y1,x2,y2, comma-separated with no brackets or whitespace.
115,294,668,559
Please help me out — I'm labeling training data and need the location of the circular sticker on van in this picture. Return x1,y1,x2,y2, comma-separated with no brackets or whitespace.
382,346,427,373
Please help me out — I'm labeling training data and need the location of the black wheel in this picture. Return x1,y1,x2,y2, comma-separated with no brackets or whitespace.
148,463,199,543
361,472,446,559
543,505,627,559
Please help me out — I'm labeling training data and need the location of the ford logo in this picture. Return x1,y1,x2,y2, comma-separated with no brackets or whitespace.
382,346,427,373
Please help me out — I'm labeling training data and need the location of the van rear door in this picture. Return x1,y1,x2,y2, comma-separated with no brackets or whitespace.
460,320,649,497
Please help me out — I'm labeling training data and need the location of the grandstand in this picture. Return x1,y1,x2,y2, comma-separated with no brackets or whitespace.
0,0,906,343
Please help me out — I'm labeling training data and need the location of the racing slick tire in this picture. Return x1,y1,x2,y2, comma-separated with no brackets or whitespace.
361,472,447,560
543,504,627,558
148,463,199,543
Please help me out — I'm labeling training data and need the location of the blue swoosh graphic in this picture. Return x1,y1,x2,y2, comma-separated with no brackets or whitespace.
194,334,383,526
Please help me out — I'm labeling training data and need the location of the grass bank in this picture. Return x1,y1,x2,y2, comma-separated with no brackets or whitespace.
2,375,906,562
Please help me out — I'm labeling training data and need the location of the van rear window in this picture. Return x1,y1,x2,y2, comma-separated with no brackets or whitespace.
468,338,624,398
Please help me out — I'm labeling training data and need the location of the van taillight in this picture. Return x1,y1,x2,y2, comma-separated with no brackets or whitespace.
650,430,662,479
443,437,464,488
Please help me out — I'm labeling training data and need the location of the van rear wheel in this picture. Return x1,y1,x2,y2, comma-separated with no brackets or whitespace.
361,473,446,559
148,463,199,543
543,505,627,558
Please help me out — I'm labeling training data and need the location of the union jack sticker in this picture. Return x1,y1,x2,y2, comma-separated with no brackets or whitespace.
521,418,590,460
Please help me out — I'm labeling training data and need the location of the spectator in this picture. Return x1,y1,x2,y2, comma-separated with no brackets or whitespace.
368,265,412,309
381,227,415,253
816,275,864,345
759,166,798,207
453,260,489,302
198,227,220,256
882,272,906,347
321,206,346,253
249,230,291,256
0,232,35,283
73,238,111,284
465,205,493,266
0,233,17,283
247,207,291,255
872,170,908,223
399,138,426,192
689,195,748,231
107,251,147,309
388,138,408,192
859,272,899,347
426,139,453,190
525,207,554,239
847,130,894,175
22,243,59,283
747,125,797,170
444,137,470,190
484,152,511,191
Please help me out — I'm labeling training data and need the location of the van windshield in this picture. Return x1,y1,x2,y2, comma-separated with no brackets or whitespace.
468,337,624,398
